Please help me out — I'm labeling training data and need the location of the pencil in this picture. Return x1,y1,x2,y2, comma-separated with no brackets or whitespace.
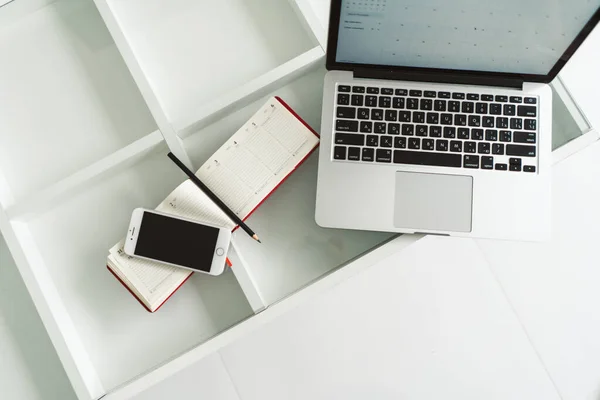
167,152,261,243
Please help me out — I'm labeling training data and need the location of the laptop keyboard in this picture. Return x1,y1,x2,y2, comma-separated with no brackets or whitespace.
333,85,539,173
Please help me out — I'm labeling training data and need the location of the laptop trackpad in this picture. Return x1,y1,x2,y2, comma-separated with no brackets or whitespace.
394,172,473,233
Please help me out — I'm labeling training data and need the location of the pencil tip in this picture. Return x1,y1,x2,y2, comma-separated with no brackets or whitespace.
252,234,262,243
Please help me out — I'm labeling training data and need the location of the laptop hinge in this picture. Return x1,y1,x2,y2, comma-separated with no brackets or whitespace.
354,69,524,90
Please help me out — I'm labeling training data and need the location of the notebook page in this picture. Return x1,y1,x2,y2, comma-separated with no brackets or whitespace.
196,97,319,219
109,180,236,305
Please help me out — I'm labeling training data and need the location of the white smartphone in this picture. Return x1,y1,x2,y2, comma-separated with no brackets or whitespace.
124,208,231,276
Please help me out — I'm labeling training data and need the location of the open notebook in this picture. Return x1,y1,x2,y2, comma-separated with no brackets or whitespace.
107,97,320,312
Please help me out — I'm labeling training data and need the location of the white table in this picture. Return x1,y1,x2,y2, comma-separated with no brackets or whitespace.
1,1,599,399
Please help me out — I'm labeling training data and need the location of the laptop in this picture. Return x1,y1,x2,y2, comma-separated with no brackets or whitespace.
316,0,600,241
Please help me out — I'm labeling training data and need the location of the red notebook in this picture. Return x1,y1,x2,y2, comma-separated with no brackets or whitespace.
107,96,319,312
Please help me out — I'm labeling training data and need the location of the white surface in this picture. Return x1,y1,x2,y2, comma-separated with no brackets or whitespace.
220,236,560,400
560,24,600,129
105,0,316,127
476,139,600,400
0,0,155,203
0,235,77,400
131,354,240,400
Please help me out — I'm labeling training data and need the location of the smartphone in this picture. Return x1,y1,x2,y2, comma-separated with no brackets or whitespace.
124,208,231,276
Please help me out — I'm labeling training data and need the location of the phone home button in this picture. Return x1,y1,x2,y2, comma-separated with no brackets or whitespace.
215,248,225,256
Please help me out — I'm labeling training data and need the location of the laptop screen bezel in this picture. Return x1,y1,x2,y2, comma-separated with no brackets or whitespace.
326,0,600,84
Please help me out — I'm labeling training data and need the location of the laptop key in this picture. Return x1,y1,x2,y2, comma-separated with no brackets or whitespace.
452,92,466,100
482,116,495,127
409,90,423,97
336,107,356,119
504,104,516,116
385,110,398,121
495,163,508,171
395,89,408,96
510,118,523,130
450,141,463,152
524,166,536,173
402,124,415,136
365,96,378,107
389,123,400,135
458,128,470,139
490,104,502,115
524,119,537,131
449,101,461,112
357,108,370,119
509,157,522,171
434,100,447,111
424,91,437,98
348,147,361,161
510,96,523,103
381,136,393,148
394,150,461,167
408,138,421,149
471,129,484,141
524,97,537,104
454,114,467,127
333,146,346,160
366,135,379,147
518,105,537,117
436,139,449,152
336,120,358,132
413,112,425,123
382,88,394,95
441,114,453,125
507,144,536,157
416,125,429,137
464,155,480,169
395,137,407,148
407,98,419,109
372,109,384,120
374,122,386,134
443,127,456,138
367,87,379,94
476,102,488,114
430,126,442,137
478,142,491,154
468,115,481,127
462,102,475,113
393,97,405,109
482,156,494,169
362,148,375,162
465,141,477,153
398,111,411,122
335,133,365,146
467,94,480,100
351,95,363,106
420,99,433,110
500,130,512,142
360,121,373,133
496,117,509,129
376,149,393,163
495,95,508,102
492,143,505,155
485,129,498,141
427,112,439,124
482,94,494,101
438,91,451,98
379,97,392,108
352,86,365,93
338,85,351,93
337,94,350,105
423,139,435,151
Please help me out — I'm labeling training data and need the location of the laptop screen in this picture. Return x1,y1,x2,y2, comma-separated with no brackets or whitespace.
335,0,600,76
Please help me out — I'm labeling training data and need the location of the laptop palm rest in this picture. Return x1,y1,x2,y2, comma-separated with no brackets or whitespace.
394,172,473,233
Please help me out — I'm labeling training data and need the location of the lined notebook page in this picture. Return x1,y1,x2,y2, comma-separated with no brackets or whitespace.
197,97,319,219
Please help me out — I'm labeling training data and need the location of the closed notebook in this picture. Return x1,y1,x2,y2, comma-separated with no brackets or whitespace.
107,97,320,312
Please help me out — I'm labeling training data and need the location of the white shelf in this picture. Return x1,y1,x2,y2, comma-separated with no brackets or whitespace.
24,150,253,391
97,0,321,134
0,0,156,205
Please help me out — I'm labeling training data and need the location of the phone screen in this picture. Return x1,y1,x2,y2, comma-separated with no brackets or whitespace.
135,211,220,272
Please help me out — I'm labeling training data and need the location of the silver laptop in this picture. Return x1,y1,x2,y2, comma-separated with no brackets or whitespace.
316,0,600,241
